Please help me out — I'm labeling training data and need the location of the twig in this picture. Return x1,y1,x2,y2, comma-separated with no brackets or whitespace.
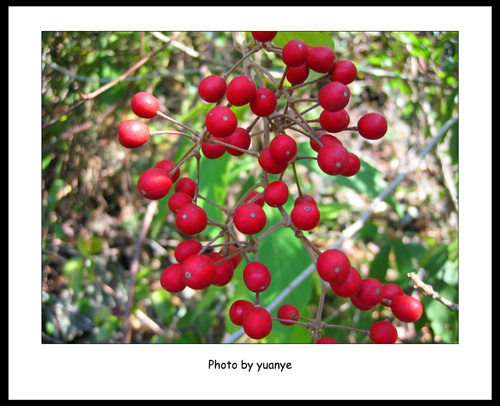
408,272,459,311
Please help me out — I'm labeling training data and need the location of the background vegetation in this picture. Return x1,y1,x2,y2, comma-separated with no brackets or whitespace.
41,31,459,344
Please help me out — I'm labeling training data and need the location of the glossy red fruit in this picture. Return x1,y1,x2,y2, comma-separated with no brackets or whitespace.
181,254,216,290
269,134,297,163
175,203,208,235
250,87,277,117
226,245,243,270
131,91,160,119
286,63,309,85
205,105,238,138
355,278,385,308
229,299,254,326
381,283,405,307
282,39,309,67
258,147,288,174
207,252,234,287
137,168,173,200
242,307,273,340
317,143,350,176
350,295,374,311
118,119,150,149
201,137,226,159
174,177,197,198
330,60,357,85
174,239,202,264
224,127,251,156
390,295,424,323
233,202,267,235
154,159,180,183
318,81,350,112
316,337,338,343
168,191,192,214
310,133,342,152
198,75,226,103
319,109,350,133
341,152,361,177
251,31,278,43
160,263,186,293
357,113,388,140
291,201,321,231
264,180,289,207
369,320,398,344
316,249,351,285
277,304,300,326
330,265,362,297
306,46,336,73
294,194,317,207
243,262,271,293
226,75,257,107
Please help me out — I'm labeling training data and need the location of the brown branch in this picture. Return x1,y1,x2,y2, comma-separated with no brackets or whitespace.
408,272,459,312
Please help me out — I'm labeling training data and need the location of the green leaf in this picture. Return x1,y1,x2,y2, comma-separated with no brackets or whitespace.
393,238,415,276
274,32,334,50
369,242,391,280
418,243,448,274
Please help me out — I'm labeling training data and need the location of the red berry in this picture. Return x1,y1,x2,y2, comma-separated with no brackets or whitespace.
264,180,289,207
269,133,297,163
354,277,385,308
175,203,208,235
242,307,273,340
137,168,173,200
317,143,350,176
341,152,361,177
233,202,267,235
154,159,180,183
250,87,277,117
207,252,235,287
369,320,398,344
243,261,271,293
294,194,317,207
381,283,405,307
350,295,374,311
201,137,226,159
306,46,336,73
390,295,424,323
205,105,238,138
319,109,350,133
118,119,150,149
330,265,362,297
310,132,343,152
357,113,387,140
168,191,192,214
318,81,350,112
316,249,351,285
226,75,257,107
224,127,251,156
244,190,265,207
282,39,309,67
181,254,216,290
130,91,160,119
316,337,338,344
160,263,186,293
229,300,254,326
174,177,196,198
226,245,243,270
258,147,288,174
251,31,278,43
286,63,309,85
277,304,299,326
330,60,357,85
198,75,226,103
290,201,321,231
174,239,202,264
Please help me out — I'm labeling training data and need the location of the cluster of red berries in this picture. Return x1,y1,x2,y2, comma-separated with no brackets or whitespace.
116,31,422,343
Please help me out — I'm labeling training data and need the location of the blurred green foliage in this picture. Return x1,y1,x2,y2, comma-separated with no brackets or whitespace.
42,31,458,344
